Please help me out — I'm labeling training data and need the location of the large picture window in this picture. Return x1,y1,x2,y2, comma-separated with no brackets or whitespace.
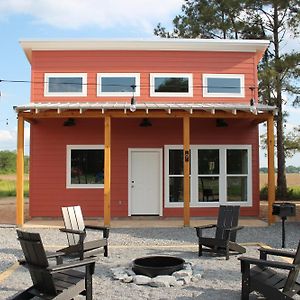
169,149,184,203
203,74,244,98
44,73,87,97
150,73,193,97
198,149,220,202
97,73,140,96
66,145,104,188
226,149,248,202
165,145,251,207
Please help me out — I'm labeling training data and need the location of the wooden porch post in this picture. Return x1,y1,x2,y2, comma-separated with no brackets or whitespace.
267,115,275,225
183,116,190,227
104,115,111,226
16,115,24,226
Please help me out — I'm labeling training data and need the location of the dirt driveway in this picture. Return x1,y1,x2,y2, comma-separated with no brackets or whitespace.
0,197,29,225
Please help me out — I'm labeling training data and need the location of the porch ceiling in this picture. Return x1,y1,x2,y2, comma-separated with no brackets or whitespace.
14,102,277,119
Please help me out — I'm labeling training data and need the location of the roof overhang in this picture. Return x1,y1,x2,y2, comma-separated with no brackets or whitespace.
19,38,270,64
14,102,277,121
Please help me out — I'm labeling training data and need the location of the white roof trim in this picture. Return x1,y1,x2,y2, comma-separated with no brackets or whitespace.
14,102,277,115
19,38,270,63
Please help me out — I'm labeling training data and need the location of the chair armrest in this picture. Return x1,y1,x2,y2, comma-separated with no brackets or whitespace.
259,247,296,259
48,258,96,273
46,251,66,259
59,228,86,236
19,251,66,266
224,226,244,232
238,256,297,271
85,225,110,238
195,224,216,238
194,224,216,230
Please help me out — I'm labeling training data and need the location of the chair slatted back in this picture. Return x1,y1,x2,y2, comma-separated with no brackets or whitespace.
62,205,85,246
215,205,240,241
284,240,300,293
16,230,57,296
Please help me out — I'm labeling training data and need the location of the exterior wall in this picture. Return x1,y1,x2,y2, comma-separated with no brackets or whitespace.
29,118,259,218
31,50,257,104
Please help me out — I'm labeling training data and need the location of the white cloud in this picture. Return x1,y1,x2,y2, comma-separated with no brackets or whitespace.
0,127,30,154
0,0,183,32
0,129,15,142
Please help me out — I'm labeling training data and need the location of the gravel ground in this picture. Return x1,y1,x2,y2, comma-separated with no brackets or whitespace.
0,223,299,299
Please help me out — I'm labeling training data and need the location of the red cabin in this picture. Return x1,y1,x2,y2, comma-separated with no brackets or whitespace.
15,39,276,225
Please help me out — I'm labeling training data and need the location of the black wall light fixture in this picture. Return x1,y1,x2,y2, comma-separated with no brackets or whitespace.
139,118,152,127
63,118,76,126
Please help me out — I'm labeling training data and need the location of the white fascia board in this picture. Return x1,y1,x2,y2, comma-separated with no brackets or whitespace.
19,39,270,64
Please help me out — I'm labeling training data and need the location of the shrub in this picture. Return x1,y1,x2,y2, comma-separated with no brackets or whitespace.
260,185,300,201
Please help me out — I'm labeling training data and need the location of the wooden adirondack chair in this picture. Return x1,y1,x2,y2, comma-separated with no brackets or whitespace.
12,230,96,300
195,205,246,260
59,205,109,259
239,241,300,300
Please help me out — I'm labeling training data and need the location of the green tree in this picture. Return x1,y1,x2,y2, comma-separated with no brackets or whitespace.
246,0,300,198
154,0,248,39
0,151,17,173
0,150,29,174
154,0,300,198
285,126,300,157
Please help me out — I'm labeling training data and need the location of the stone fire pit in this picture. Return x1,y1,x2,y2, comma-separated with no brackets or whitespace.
111,258,204,288
132,256,185,278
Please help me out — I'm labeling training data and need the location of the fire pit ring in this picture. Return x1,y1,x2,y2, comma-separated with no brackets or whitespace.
132,256,185,278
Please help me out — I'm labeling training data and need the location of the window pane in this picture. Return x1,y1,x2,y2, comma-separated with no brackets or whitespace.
169,150,183,175
207,77,241,94
198,149,219,174
227,176,247,201
227,149,248,174
155,77,189,93
101,77,136,93
49,77,83,93
198,177,219,202
71,149,104,184
169,177,183,202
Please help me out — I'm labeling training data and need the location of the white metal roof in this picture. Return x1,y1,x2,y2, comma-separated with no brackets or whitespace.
19,38,270,63
14,102,277,115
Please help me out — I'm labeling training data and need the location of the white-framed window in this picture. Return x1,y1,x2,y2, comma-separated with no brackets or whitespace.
164,145,252,208
203,74,245,97
44,73,87,97
97,73,140,96
66,145,104,189
150,73,193,97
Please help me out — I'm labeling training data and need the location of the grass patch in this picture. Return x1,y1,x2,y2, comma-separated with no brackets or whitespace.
0,179,29,197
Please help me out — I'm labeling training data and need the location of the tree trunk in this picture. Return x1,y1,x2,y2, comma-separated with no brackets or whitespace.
273,4,288,199
276,105,288,198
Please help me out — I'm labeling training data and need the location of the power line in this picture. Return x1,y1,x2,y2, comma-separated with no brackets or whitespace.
0,78,257,89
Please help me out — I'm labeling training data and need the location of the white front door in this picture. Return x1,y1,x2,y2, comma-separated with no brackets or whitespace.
129,149,162,215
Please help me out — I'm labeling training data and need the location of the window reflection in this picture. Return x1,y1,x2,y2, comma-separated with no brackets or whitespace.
227,177,247,201
227,149,248,174
71,149,104,185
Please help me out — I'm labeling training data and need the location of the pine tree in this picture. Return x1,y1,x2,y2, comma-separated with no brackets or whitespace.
154,0,300,198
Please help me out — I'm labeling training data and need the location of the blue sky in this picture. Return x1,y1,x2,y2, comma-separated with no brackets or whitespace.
0,0,299,167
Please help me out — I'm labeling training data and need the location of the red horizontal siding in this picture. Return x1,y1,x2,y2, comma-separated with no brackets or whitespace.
29,118,259,218
31,50,256,103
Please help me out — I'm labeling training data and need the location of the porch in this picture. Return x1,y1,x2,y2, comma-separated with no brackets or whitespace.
14,102,277,227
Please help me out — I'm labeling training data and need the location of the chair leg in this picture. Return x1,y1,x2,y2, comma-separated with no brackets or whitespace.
85,264,94,300
241,274,250,300
104,245,108,257
241,262,250,300
226,244,229,260
198,242,203,257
